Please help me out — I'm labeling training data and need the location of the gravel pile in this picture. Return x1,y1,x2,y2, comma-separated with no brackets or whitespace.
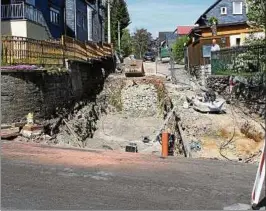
121,83,158,117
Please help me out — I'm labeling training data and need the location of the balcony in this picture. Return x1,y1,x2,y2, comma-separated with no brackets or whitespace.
1,3,52,38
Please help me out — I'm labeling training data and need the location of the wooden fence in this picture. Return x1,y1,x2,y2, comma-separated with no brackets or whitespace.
1,36,113,66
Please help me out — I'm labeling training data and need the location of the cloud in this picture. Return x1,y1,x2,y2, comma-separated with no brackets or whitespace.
126,0,215,38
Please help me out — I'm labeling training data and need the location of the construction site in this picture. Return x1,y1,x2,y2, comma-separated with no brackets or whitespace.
2,56,265,164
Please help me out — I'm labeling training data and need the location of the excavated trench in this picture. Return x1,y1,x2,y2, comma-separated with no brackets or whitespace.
48,74,188,157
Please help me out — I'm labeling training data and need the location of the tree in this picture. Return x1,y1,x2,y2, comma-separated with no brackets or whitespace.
208,17,218,36
120,28,133,57
132,28,152,59
247,0,266,31
172,36,189,64
105,0,131,48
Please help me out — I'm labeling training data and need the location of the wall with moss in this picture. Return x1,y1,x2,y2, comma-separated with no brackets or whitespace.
1,58,115,123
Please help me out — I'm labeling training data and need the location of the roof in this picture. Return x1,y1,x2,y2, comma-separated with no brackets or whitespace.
165,32,177,40
195,21,248,30
195,0,222,24
176,26,194,35
158,32,177,42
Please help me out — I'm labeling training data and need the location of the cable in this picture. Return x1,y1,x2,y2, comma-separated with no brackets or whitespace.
219,104,237,161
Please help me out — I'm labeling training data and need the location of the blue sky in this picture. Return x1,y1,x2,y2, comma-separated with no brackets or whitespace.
126,0,216,38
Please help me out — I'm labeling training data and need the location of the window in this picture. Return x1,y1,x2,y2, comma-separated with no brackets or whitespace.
233,2,243,14
50,7,60,25
236,38,241,46
77,11,87,30
221,7,227,15
87,6,93,40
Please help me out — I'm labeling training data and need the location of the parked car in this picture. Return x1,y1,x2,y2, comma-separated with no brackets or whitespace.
143,52,155,62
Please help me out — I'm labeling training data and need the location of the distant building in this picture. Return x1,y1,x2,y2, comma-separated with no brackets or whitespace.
174,26,194,36
158,31,177,49
185,0,264,70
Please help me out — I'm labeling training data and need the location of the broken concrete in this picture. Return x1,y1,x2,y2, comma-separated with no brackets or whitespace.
1,127,20,139
21,124,44,139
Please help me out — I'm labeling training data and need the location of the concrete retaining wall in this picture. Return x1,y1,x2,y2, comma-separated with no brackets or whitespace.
1,58,114,123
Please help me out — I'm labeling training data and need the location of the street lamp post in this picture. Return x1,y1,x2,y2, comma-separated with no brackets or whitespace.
107,0,111,43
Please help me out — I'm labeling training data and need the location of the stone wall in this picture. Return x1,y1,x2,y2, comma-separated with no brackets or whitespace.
206,75,229,95
1,58,114,124
206,75,265,117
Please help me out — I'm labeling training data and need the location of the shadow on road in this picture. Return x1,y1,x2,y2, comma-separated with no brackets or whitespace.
253,197,266,210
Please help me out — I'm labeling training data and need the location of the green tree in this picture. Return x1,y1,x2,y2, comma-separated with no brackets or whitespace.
120,29,133,57
132,28,152,59
172,36,189,64
105,0,131,49
247,0,266,31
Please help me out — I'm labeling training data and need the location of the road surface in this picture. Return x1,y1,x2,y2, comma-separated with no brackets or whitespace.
1,141,259,210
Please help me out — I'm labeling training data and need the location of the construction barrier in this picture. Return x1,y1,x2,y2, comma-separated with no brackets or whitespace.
251,141,265,207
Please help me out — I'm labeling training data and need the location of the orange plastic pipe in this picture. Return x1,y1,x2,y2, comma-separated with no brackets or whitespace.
162,132,169,157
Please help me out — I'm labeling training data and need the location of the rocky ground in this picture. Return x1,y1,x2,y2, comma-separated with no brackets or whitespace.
165,64,265,163
50,72,172,155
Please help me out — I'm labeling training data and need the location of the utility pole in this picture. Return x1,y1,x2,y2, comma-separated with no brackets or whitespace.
107,0,111,43
118,21,121,53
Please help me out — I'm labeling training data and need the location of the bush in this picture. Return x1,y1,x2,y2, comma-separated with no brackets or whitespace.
172,36,188,64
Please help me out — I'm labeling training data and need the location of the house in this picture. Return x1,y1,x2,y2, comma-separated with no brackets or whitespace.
158,31,177,49
185,0,264,70
1,0,65,40
1,0,106,42
175,26,194,36
65,0,106,42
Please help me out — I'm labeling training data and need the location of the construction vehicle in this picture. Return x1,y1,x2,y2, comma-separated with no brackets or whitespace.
124,56,145,77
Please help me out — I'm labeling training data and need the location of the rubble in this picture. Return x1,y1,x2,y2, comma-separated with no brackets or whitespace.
190,140,202,152
183,90,226,114
121,83,158,117
21,124,44,139
1,127,20,139
193,98,226,113
142,136,151,143
165,68,264,162
183,101,189,109
4,63,263,163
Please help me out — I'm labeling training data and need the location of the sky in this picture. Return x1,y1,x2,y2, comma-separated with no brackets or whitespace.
126,0,216,38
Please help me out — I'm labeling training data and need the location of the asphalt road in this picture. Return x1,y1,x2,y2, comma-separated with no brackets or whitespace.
1,142,259,210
